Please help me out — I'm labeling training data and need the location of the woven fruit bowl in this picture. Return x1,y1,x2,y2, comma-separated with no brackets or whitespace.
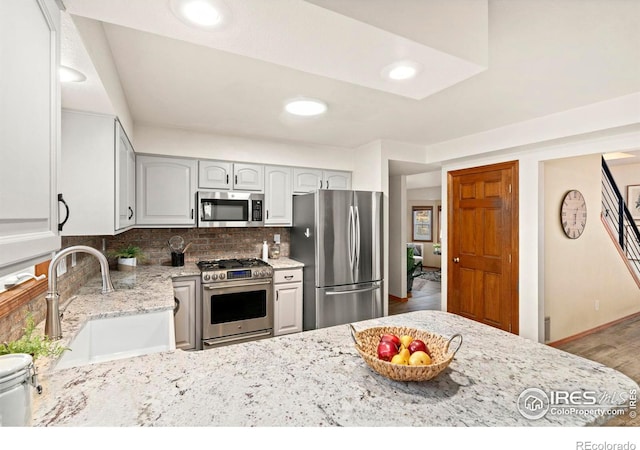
349,324,463,382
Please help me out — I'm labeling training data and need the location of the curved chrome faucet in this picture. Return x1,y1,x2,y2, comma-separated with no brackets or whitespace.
45,245,115,339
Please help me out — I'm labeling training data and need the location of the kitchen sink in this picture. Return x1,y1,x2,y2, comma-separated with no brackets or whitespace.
54,310,175,370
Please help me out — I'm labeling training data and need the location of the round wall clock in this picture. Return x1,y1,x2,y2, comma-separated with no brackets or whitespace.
560,189,587,239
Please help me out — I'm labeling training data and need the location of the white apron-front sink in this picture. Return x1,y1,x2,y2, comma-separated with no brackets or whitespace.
55,310,175,370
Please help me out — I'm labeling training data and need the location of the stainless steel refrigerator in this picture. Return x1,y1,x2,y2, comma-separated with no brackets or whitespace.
291,190,383,331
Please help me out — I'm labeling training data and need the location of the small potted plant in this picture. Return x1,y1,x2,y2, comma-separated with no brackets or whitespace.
0,312,67,362
110,244,145,271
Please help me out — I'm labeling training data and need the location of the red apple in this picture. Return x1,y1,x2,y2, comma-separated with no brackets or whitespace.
377,341,399,361
379,334,401,348
407,339,431,357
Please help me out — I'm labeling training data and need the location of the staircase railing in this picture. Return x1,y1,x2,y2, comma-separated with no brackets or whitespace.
601,157,640,285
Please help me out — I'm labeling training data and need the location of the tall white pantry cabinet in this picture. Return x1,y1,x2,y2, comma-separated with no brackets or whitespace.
0,0,61,275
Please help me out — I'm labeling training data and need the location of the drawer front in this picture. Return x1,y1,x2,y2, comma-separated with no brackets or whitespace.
274,269,302,284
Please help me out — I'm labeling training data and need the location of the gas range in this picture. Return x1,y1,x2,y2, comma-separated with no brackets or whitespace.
197,258,273,283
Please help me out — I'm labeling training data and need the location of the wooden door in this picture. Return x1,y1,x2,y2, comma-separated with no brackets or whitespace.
447,161,519,334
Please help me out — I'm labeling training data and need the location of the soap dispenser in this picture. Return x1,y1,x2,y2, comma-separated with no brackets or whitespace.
262,240,269,262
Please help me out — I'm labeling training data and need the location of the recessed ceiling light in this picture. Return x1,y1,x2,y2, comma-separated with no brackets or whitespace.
170,0,230,29
284,98,328,117
382,61,421,81
59,65,86,83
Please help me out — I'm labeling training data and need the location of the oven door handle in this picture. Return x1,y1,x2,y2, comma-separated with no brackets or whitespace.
203,329,272,347
203,280,273,290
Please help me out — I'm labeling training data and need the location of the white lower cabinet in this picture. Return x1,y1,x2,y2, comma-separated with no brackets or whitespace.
273,268,303,336
172,276,199,351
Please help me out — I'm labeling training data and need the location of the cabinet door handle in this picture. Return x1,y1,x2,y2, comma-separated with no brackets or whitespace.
58,193,70,231
453,257,460,263
235,175,238,185
128,206,134,220
266,210,269,220
276,291,279,301
226,174,229,185
174,297,180,315
320,180,323,189
191,209,194,219
284,275,294,280
326,180,329,189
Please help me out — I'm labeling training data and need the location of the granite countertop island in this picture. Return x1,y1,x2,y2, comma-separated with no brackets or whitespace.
32,264,638,427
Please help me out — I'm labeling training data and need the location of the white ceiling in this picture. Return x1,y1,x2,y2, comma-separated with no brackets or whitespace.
60,0,640,150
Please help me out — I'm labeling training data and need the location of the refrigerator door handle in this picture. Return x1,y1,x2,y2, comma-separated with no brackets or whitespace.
355,206,361,268
324,284,380,296
348,205,355,271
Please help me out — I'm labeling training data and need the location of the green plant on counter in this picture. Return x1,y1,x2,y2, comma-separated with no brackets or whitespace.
109,244,146,262
0,312,67,361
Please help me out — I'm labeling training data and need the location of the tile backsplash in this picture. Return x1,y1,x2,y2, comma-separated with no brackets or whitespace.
104,227,290,266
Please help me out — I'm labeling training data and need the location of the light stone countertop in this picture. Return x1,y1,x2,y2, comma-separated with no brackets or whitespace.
32,273,638,428
266,257,304,269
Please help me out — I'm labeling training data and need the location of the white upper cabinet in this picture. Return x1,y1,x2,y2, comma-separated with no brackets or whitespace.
199,160,264,192
293,168,323,193
59,111,135,235
0,0,61,275
293,168,352,193
264,166,292,226
198,160,232,190
137,155,197,226
233,163,264,192
323,170,352,190
118,126,136,230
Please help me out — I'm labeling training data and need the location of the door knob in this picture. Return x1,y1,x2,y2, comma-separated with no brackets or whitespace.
453,257,460,263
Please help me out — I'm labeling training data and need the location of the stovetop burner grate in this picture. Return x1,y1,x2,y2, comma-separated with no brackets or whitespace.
197,258,270,271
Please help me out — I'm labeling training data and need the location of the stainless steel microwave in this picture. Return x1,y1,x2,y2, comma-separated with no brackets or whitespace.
197,191,264,227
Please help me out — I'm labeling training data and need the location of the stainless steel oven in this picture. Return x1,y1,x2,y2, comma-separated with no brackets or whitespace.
198,259,273,348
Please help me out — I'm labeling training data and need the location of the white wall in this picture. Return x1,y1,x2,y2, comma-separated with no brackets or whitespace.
388,175,406,298
544,154,640,342
351,140,383,191
610,162,640,206
407,187,441,200
427,92,640,164
132,124,354,171
73,16,134,138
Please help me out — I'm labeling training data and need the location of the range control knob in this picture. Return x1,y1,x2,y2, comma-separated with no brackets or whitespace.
219,273,226,280
212,273,218,280
204,274,210,281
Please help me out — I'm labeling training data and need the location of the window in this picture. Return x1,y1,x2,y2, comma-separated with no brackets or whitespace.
412,206,433,242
